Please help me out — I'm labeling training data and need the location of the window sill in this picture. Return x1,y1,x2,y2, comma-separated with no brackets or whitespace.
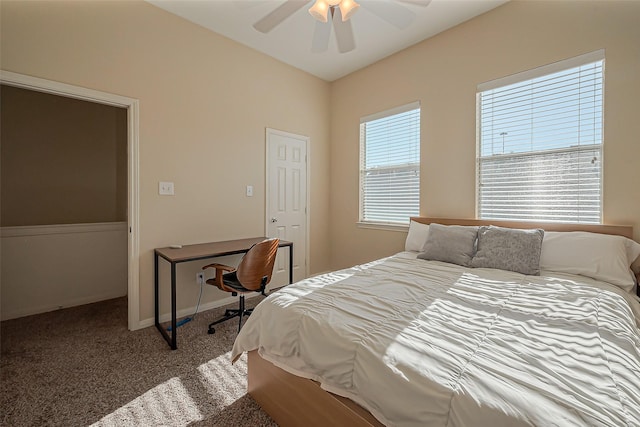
357,221,409,232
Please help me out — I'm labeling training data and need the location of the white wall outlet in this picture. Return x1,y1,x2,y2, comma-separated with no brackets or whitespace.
159,181,175,195
196,272,205,285
246,185,253,197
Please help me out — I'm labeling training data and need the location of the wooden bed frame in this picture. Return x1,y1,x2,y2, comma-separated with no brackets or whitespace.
247,217,635,427
248,350,384,427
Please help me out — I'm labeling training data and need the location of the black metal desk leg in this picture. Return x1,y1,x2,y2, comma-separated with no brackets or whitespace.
289,244,293,284
170,262,177,350
154,252,159,327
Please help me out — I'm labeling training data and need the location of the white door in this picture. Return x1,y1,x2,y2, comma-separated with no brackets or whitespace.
266,128,308,289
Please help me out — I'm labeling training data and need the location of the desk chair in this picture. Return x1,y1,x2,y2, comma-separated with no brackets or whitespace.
202,238,280,334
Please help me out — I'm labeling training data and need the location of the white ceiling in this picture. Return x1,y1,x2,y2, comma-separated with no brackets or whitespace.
147,0,508,82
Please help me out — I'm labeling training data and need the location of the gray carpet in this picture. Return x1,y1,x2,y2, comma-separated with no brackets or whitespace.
0,296,278,426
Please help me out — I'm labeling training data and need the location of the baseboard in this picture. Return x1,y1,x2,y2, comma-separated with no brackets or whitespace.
137,292,263,329
1,291,127,321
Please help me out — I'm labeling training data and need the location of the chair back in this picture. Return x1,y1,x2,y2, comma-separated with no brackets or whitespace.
236,238,280,291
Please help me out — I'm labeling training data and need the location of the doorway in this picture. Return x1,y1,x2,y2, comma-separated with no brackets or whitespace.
265,128,309,288
0,70,140,330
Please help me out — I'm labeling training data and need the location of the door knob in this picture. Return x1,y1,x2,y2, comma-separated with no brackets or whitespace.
271,217,278,223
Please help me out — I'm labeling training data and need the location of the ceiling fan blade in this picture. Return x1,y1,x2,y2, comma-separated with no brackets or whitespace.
395,0,432,6
311,20,331,53
333,8,355,53
364,0,415,29
253,0,309,33
234,0,270,10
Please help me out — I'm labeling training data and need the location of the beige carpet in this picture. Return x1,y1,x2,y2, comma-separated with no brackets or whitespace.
1,296,278,426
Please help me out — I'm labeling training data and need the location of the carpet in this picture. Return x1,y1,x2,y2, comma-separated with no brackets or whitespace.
0,296,278,426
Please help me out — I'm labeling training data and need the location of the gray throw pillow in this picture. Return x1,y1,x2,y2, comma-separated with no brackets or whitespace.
417,223,478,267
470,225,544,275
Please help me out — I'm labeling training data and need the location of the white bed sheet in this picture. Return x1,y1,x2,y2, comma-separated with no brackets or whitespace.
232,252,640,427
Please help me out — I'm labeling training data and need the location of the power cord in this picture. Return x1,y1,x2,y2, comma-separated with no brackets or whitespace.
192,274,204,319
167,274,205,331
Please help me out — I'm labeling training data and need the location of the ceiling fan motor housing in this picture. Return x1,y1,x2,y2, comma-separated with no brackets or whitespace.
310,0,360,23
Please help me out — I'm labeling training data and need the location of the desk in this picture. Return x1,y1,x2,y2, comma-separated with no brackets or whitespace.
155,237,293,350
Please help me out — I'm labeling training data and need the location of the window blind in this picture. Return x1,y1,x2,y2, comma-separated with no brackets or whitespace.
360,102,420,225
477,52,603,223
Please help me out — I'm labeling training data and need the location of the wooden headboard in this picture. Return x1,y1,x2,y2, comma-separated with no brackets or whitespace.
410,217,634,239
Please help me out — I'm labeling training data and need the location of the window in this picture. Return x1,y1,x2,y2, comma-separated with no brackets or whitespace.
359,102,420,226
477,50,604,223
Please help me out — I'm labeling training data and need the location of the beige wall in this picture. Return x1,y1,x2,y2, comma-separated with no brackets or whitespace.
329,0,640,269
3,0,639,322
1,85,127,226
0,0,331,322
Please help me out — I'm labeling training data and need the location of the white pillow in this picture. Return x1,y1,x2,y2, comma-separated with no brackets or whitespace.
624,238,640,266
405,220,430,252
540,231,640,292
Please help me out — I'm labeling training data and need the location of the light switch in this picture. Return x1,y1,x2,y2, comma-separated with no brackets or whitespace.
246,185,253,197
159,181,175,195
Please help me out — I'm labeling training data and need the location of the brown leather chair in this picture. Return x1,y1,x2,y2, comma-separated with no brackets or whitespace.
202,238,280,334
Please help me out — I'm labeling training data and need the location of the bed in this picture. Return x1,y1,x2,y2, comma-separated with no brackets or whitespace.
231,218,640,427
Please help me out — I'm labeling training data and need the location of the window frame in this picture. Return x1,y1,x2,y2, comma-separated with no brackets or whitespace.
475,50,605,224
358,101,421,231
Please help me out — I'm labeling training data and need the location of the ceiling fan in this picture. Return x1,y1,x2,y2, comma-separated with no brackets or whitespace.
253,0,432,54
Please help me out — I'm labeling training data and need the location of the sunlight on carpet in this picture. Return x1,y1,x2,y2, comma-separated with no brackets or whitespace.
198,351,247,407
89,351,247,427
90,376,202,426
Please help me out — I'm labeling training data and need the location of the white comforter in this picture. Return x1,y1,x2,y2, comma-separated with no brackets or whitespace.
232,252,640,427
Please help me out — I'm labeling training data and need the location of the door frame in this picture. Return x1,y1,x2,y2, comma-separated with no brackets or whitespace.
0,70,141,330
265,127,310,279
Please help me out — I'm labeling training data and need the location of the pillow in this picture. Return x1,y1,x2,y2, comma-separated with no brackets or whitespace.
624,238,640,267
540,231,640,292
405,220,430,252
417,223,478,267
470,226,544,275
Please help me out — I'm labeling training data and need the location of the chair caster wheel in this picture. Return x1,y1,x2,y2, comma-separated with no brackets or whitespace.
208,328,215,335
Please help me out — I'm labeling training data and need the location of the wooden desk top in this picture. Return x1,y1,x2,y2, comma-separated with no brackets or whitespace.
155,237,292,263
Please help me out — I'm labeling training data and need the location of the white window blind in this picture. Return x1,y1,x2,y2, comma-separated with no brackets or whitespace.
360,102,420,225
477,51,604,223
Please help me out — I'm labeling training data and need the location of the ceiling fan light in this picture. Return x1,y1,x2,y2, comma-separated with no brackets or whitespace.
309,0,329,23
327,0,342,5
339,0,359,21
